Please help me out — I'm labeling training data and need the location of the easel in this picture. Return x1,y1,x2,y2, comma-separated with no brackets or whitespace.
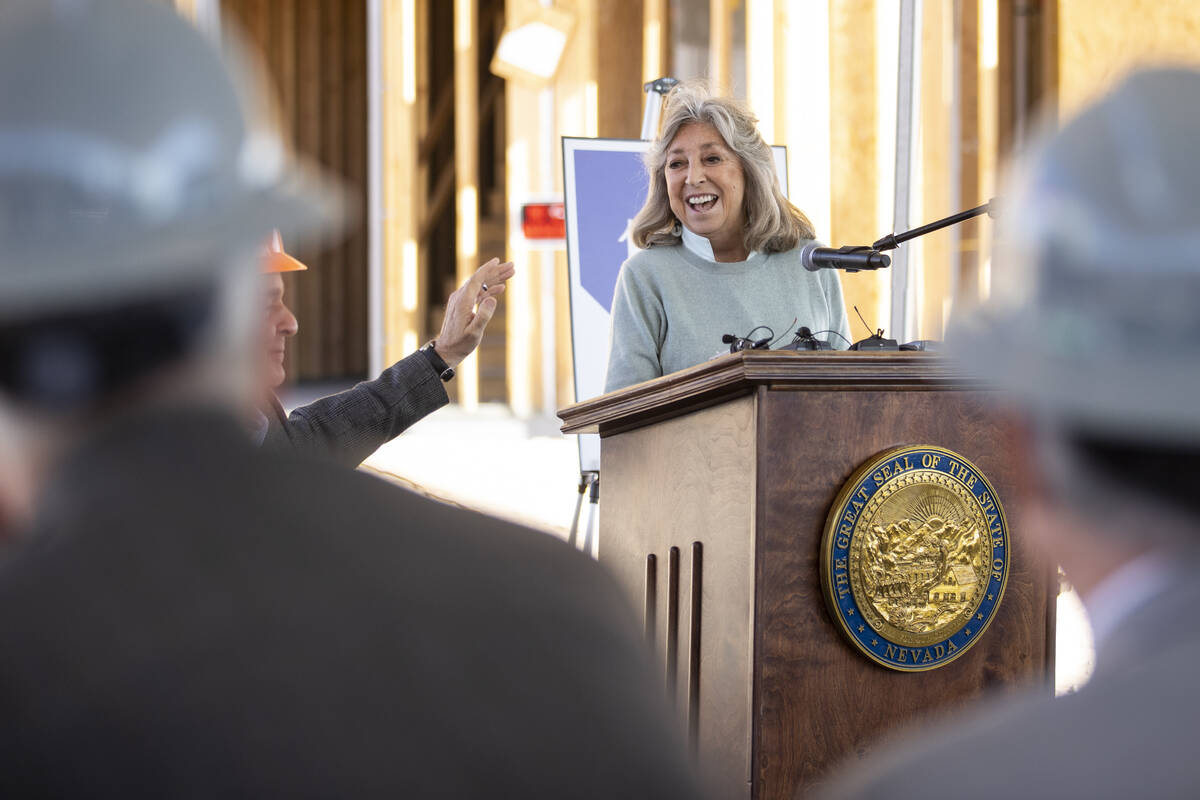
566,76,677,556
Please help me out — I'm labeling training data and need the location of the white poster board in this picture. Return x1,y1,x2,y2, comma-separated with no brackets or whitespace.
562,137,788,473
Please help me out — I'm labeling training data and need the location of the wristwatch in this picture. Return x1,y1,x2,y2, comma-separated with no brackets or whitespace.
420,341,456,382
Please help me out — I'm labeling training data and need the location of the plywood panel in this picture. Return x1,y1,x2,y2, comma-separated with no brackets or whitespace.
1058,0,1200,116
320,0,346,377
453,0,479,407
597,0,644,138
955,0,981,305
342,0,369,375
827,0,887,336
224,0,370,382
293,0,322,379
267,0,300,382
919,0,952,339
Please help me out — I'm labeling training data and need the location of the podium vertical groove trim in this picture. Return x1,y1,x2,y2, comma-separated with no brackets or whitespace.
667,546,681,696
645,554,658,644
688,541,704,755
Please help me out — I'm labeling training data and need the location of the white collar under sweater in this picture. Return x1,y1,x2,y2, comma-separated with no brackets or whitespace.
680,225,757,262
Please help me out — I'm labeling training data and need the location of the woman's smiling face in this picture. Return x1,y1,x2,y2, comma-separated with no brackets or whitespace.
665,121,747,260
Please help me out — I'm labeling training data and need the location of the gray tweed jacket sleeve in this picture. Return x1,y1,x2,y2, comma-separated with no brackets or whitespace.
266,351,450,468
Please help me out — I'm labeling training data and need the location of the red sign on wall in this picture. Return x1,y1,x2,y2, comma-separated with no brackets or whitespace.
521,201,566,240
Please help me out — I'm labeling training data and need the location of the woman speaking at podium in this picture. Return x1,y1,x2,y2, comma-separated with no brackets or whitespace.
604,82,851,392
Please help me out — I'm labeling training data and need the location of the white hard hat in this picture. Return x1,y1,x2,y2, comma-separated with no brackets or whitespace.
0,0,341,320
951,68,1200,444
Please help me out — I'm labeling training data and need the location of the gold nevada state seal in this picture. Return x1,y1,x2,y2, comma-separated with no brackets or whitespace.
820,446,1010,671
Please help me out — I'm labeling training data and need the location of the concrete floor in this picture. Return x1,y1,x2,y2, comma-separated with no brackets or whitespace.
362,404,585,538
280,384,584,537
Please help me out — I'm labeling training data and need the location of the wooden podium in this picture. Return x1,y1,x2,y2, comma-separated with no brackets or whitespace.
559,351,1055,799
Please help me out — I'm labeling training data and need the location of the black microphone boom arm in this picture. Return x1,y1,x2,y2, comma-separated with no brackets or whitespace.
872,198,997,252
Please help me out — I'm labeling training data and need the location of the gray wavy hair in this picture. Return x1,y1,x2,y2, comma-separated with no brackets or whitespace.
630,81,815,251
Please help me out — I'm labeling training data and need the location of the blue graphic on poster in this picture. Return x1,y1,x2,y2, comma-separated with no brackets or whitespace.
570,148,650,313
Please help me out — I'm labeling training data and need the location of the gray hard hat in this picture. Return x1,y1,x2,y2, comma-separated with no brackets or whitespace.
951,67,1200,444
0,0,341,321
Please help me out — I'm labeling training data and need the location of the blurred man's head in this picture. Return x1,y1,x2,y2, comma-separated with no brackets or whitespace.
953,68,1200,584
0,0,338,529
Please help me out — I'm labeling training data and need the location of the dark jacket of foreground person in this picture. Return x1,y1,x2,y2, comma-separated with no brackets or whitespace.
0,409,697,798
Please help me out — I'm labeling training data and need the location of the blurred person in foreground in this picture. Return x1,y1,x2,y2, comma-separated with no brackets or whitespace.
256,232,514,467
0,2,699,797
825,68,1200,799
604,81,851,392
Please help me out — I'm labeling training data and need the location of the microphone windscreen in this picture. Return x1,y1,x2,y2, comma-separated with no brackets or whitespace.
799,240,822,272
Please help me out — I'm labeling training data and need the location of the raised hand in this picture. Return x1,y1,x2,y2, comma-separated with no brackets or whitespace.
433,257,516,368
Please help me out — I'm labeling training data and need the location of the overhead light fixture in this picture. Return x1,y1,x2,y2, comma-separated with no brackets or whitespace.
490,6,575,85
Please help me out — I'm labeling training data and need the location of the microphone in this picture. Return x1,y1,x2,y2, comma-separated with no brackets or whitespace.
800,241,891,272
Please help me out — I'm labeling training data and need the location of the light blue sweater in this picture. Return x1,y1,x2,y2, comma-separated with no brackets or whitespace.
604,241,852,392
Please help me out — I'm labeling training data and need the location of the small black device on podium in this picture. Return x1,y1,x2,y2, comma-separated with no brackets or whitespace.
779,326,833,351
420,341,456,382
